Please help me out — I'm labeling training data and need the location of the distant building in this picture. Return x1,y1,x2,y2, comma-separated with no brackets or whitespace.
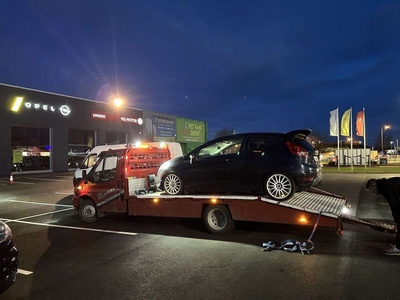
0,83,206,176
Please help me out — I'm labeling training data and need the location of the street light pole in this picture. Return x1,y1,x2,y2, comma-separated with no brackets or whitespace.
381,125,390,153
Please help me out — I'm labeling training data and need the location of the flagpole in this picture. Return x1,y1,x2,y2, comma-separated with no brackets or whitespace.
337,107,340,171
363,107,366,169
350,107,353,170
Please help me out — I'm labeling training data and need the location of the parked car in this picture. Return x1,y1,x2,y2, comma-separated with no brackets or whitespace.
157,129,322,201
0,221,18,294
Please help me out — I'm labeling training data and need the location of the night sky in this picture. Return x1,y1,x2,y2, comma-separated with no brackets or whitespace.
1,1,400,145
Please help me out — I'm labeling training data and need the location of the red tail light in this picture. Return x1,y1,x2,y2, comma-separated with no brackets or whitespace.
286,141,309,158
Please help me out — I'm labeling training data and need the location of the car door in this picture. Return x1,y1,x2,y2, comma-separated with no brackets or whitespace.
239,136,283,191
185,137,243,192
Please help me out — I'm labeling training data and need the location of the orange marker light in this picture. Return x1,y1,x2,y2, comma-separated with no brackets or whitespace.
211,198,218,203
153,198,159,203
299,217,308,223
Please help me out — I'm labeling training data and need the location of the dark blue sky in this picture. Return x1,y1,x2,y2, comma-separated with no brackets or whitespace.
1,1,400,145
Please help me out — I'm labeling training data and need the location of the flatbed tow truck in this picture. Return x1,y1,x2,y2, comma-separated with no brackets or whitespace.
72,145,396,236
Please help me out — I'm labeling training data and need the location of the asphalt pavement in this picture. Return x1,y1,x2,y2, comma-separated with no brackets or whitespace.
1,172,400,300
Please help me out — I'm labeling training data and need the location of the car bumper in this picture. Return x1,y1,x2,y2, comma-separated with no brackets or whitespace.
0,238,18,294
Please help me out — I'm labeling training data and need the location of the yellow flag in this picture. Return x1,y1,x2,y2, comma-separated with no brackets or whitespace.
341,109,351,136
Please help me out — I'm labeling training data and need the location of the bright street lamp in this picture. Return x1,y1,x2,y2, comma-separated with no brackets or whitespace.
113,98,123,108
381,125,390,152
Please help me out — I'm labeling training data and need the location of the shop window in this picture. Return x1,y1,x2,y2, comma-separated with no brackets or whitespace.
68,129,96,169
11,125,52,172
106,131,129,145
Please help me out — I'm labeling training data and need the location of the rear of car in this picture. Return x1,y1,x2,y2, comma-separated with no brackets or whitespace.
282,129,322,189
0,221,18,294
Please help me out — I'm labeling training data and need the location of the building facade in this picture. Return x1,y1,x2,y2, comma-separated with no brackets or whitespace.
0,83,207,176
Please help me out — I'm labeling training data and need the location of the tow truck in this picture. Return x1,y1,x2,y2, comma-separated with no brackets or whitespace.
72,145,396,235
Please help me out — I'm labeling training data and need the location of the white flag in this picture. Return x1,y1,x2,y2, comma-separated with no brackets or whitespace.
329,108,338,136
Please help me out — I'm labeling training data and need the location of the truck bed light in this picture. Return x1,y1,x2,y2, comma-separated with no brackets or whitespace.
299,216,307,223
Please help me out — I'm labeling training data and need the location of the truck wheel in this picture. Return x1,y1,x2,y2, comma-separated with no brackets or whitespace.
203,205,235,234
79,199,98,223
265,172,295,201
163,173,183,195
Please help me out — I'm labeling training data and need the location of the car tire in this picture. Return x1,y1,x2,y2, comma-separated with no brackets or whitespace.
265,172,295,201
163,173,183,195
203,205,235,234
79,199,98,223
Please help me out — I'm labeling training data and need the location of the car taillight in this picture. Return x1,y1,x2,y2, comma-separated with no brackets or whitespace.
286,141,309,158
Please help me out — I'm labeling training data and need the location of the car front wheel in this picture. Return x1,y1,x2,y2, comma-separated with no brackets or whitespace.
265,172,295,201
163,173,183,195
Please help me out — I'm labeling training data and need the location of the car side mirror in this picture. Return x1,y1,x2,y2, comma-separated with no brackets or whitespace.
190,155,194,164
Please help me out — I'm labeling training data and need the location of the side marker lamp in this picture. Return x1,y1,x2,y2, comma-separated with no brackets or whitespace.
299,216,308,224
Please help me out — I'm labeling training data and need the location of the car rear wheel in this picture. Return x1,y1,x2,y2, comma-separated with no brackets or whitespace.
265,172,295,201
203,205,235,234
79,199,98,223
163,173,183,195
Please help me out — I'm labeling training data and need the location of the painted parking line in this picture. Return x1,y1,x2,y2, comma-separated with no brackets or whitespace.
1,199,73,208
0,180,34,185
1,218,138,236
18,269,33,275
13,207,75,221
27,177,65,182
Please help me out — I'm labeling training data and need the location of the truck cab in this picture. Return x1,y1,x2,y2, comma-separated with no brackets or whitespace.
73,144,171,222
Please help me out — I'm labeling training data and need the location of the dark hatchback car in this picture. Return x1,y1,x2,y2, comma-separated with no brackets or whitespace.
157,129,321,200
0,221,18,294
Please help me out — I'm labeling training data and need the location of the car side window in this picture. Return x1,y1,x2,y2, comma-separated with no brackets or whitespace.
198,138,242,158
245,137,280,152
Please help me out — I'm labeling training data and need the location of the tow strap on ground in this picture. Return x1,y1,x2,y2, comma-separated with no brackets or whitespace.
262,211,324,255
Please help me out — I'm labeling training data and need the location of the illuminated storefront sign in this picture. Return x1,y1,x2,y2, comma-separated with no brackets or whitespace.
91,111,143,125
11,97,71,116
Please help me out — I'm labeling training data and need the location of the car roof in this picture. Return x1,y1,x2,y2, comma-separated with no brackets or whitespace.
215,129,312,140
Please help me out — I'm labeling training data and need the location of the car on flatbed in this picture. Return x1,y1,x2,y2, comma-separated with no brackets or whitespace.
157,129,322,200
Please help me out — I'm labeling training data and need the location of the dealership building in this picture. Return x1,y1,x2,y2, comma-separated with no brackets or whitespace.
0,83,207,176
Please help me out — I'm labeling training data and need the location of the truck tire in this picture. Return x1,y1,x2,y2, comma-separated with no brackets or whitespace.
163,173,183,195
79,199,98,223
203,205,235,234
265,172,295,201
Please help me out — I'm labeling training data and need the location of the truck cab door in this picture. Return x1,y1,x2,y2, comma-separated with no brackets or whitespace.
88,152,126,213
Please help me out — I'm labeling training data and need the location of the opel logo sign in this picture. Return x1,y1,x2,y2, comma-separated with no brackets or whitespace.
59,105,71,116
